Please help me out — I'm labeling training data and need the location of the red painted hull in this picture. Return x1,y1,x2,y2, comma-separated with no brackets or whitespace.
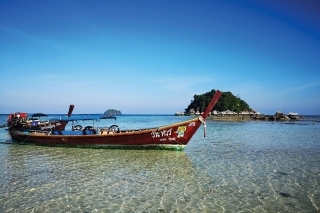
10,118,202,150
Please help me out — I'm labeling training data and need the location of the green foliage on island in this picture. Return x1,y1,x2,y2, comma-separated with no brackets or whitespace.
185,89,252,114
103,109,122,115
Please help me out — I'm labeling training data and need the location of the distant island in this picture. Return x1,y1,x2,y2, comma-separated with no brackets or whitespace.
103,109,122,116
184,89,252,115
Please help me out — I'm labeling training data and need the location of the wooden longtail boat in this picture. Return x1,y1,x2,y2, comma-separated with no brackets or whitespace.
5,105,74,131
9,90,222,150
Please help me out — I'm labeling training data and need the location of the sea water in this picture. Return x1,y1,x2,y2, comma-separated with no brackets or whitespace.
0,114,319,212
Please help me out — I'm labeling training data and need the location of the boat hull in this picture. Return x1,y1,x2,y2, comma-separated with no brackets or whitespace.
10,118,202,150
9,91,222,150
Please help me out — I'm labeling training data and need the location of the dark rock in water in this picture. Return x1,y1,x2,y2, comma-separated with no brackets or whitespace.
0,124,7,128
274,111,290,121
264,116,270,121
279,192,291,198
276,171,289,176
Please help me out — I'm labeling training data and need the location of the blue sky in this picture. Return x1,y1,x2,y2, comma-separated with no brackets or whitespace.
1,0,319,115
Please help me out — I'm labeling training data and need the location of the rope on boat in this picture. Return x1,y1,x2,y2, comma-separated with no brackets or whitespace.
11,130,32,144
198,116,206,137
21,134,32,143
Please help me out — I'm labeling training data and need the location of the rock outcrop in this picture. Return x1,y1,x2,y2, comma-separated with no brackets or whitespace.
175,109,300,122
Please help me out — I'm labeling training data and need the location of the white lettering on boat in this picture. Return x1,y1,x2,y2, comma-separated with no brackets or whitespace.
151,131,160,138
151,128,172,138
40,124,56,130
161,128,172,137
40,122,62,130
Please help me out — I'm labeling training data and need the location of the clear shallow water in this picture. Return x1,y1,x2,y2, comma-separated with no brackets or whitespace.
0,115,319,212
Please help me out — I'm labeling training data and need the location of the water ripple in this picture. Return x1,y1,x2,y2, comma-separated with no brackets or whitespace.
0,118,319,212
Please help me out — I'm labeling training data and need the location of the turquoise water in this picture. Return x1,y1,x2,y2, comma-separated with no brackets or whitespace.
0,115,319,212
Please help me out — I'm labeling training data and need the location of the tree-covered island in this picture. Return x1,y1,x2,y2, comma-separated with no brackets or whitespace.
177,89,300,121
184,89,253,115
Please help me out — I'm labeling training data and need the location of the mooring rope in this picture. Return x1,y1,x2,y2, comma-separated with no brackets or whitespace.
198,116,206,137
11,130,32,144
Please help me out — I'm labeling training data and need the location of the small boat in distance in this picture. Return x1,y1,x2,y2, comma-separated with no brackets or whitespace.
6,105,75,131
9,90,222,150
